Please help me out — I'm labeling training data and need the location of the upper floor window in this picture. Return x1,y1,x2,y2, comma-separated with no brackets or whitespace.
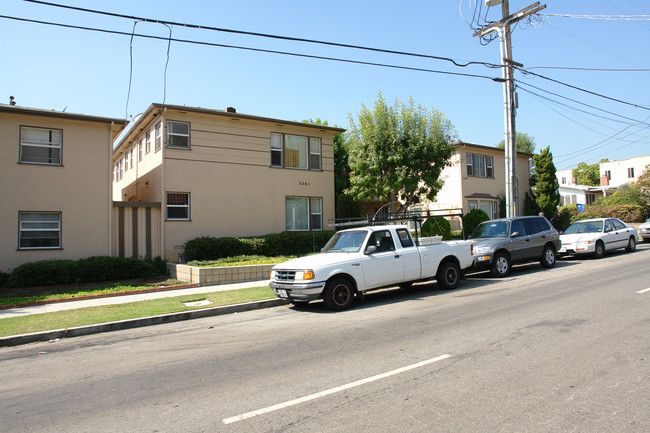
155,121,162,151
271,133,321,170
19,212,61,249
20,126,62,165
604,170,611,180
628,167,635,178
138,139,143,161
167,121,190,149
145,130,152,154
466,153,493,178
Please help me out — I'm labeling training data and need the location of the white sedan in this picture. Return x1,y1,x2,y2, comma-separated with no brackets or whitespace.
559,218,638,258
639,218,650,242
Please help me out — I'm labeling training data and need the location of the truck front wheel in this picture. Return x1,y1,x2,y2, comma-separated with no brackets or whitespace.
437,261,460,290
323,277,355,311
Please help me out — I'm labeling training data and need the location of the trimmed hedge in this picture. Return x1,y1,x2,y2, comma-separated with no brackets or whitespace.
4,256,167,289
421,217,452,240
184,231,336,261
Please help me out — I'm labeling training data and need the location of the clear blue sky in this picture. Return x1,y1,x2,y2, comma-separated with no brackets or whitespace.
2,0,648,170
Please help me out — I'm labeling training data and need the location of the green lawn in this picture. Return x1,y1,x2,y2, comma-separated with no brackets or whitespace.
0,286,276,338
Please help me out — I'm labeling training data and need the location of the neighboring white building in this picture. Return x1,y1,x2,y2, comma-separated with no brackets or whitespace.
556,154,650,207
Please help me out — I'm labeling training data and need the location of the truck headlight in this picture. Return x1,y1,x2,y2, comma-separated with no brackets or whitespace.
295,270,315,280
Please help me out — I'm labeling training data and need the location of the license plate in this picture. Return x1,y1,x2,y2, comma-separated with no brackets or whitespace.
277,289,288,298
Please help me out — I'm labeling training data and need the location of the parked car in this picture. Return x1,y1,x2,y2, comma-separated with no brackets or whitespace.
269,225,474,311
469,216,561,277
639,218,650,243
558,218,638,258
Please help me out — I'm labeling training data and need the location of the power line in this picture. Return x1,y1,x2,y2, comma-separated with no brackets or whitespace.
525,66,650,72
0,14,503,82
542,13,650,20
22,0,501,70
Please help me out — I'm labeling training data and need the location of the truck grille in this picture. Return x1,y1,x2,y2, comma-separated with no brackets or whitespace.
275,270,296,281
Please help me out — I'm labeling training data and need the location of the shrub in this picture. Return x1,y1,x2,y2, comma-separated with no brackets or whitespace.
184,231,336,261
421,217,452,240
554,204,579,232
578,203,644,223
5,256,167,289
0,271,8,288
463,208,490,237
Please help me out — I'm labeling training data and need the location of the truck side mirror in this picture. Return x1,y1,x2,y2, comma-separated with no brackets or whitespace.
365,245,378,255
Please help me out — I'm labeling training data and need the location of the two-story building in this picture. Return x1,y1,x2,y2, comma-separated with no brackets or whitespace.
417,142,532,227
0,104,127,273
112,103,344,262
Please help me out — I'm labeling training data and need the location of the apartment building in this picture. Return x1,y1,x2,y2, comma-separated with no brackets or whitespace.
0,104,127,273
112,104,344,262
418,142,532,224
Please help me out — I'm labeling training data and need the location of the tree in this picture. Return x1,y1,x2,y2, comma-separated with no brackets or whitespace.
346,93,457,208
635,163,650,216
572,159,608,186
497,132,536,154
528,146,560,217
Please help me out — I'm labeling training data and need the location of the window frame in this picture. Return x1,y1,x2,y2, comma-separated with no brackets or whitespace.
19,126,63,166
166,192,191,221
466,153,495,179
285,196,323,231
628,167,635,178
271,132,322,171
155,121,162,152
166,120,191,150
18,211,62,250
138,139,143,161
145,130,152,154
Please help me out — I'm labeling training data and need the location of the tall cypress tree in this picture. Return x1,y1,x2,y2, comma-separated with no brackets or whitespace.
529,146,560,217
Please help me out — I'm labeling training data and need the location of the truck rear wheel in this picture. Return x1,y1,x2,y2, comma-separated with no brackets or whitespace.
323,277,355,311
437,261,460,290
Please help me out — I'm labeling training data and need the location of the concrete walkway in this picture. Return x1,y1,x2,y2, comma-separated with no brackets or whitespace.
0,280,271,320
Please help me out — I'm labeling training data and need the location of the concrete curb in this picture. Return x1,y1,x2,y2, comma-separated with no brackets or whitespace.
0,298,288,347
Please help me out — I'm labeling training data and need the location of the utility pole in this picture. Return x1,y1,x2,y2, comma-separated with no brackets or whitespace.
474,1,545,218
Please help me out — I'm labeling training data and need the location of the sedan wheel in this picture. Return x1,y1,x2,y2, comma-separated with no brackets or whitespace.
594,241,605,259
625,236,636,252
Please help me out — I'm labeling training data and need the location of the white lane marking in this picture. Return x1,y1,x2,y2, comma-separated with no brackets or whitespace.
222,353,451,424
637,288,650,294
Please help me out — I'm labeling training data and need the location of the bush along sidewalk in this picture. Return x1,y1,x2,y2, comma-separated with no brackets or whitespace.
2,256,168,289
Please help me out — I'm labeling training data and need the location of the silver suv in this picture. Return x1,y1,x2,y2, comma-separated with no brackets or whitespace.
470,216,561,277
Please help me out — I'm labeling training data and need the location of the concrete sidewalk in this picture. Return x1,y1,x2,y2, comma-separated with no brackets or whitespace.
0,280,271,320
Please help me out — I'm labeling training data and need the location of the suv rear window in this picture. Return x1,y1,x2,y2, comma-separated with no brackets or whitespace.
523,217,550,235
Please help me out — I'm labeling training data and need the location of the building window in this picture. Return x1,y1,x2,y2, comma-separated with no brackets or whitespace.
166,193,190,220
467,153,493,178
118,158,123,180
130,148,134,169
20,126,62,165
628,167,635,178
586,193,596,205
167,121,190,149
138,139,143,161
19,212,61,249
270,133,321,170
604,170,611,180
145,130,152,154
286,197,322,231
468,199,497,219
155,122,162,151
561,177,566,185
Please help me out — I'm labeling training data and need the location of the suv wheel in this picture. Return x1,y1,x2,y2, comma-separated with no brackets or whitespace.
490,252,511,278
540,244,556,268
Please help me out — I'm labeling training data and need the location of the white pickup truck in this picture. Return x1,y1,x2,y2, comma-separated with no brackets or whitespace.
269,225,474,310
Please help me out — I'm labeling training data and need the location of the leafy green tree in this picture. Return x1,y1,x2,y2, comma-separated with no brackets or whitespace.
528,146,560,217
636,164,650,217
572,159,608,186
497,132,536,154
346,92,457,208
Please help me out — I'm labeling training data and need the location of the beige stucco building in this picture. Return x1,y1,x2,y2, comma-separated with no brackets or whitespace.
112,104,344,262
0,104,127,273
419,142,532,224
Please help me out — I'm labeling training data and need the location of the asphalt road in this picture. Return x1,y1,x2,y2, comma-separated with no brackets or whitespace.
1,245,649,432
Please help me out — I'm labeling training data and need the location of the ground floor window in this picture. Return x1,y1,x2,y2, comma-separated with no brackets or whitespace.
19,212,61,249
468,199,498,219
286,197,322,231
166,192,190,220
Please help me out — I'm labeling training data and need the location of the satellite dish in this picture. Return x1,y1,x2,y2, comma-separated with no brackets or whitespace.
485,0,503,6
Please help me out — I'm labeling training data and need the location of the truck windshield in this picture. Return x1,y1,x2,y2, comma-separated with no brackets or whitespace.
322,230,368,253
471,221,509,238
